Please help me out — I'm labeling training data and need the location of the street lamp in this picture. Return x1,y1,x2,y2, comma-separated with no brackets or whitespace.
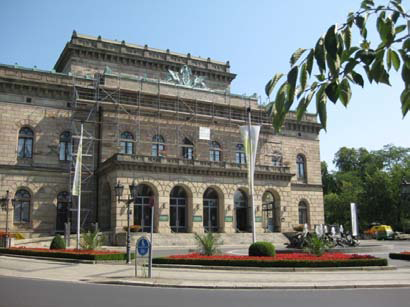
114,181,136,264
0,191,12,248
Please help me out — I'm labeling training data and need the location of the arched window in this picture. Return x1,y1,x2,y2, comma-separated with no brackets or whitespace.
182,138,194,160
18,127,34,158
298,201,309,224
120,131,134,155
56,191,70,232
152,135,165,157
272,151,282,167
14,189,31,223
59,131,72,161
210,141,221,162
296,154,306,180
262,192,275,232
235,144,246,164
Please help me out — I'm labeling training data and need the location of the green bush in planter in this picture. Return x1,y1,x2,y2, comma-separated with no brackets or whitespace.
50,234,66,250
249,241,275,257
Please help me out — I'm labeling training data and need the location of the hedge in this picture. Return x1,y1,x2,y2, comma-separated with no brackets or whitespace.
0,248,135,261
153,257,387,267
389,253,410,261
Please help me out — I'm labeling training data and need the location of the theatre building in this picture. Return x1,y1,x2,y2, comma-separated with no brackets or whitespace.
0,32,324,243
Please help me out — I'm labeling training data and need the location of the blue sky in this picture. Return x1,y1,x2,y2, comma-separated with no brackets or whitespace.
1,0,408,170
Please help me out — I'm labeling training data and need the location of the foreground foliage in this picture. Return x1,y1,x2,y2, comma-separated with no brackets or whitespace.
194,232,223,256
50,235,66,250
265,0,409,131
154,252,387,267
80,229,104,250
304,234,332,256
249,241,276,257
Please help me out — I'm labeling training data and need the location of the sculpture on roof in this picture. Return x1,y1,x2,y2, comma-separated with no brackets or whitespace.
167,65,207,89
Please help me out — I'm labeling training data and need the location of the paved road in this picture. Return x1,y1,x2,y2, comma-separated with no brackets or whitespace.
1,276,409,307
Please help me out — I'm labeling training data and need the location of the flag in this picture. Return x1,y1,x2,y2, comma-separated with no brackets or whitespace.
239,125,261,178
72,125,83,196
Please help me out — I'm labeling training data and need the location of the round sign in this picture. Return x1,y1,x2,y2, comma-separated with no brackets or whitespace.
136,237,150,256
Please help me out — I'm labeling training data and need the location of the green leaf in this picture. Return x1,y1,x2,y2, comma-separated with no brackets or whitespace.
300,63,308,92
296,97,307,122
306,49,314,76
390,1,405,14
341,47,359,62
390,49,401,71
265,73,284,96
339,79,351,106
387,48,393,71
316,85,327,131
290,48,307,66
355,16,365,31
402,63,410,85
395,25,406,34
314,37,326,73
326,52,340,77
357,49,375,66
287,66,298,103
344,59,358,75
325,81,340,103
343,27,352,50
315,74,325,81
325,25,338,59
401,88,410,117
351,71,364,87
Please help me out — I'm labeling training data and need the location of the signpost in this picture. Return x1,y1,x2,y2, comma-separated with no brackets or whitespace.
135,236,151,278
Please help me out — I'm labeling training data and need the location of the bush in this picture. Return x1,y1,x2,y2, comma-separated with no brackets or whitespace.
81,229,104,250
304,234,331,256
249,241,275,257
389,252,410,261
194,232,223,256
50,235,66,250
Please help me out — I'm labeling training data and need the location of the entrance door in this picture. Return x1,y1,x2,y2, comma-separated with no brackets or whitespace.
170,186,187,232
56,191,70,233
203,199,218,232
234,190,248,232
134,196,152,232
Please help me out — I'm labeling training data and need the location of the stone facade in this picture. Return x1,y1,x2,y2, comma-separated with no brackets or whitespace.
0,32,324,241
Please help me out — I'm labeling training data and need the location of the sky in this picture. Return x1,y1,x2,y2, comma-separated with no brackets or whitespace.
1,0,408,170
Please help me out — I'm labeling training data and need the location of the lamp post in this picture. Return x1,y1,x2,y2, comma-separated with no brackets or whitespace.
0,191,11,248
114,181,137,264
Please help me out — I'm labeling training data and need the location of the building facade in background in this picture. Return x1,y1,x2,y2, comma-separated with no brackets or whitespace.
0,32,324,241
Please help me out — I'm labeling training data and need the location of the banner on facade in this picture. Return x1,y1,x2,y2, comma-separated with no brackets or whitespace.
240,125,260,175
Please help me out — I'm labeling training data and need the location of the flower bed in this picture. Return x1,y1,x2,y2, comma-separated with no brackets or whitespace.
389,251,410,261
0,247,134,261
154,252,387,267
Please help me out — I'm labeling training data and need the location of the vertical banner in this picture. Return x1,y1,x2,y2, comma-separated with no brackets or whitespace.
72,124,83,249
350,203,358,237
240,125,260,243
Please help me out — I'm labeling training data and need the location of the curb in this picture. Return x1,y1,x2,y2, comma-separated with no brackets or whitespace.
91,279,410,290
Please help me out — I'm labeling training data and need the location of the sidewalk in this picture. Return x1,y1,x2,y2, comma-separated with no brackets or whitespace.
1,255,410,289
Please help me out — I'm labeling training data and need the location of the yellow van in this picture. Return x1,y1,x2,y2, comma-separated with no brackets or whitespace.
365,225,394,239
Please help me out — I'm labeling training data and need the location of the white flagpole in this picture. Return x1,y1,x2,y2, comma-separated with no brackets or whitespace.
247,108,256,244
72,124,83,249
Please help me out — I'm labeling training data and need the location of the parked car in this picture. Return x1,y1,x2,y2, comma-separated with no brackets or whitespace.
364,224,395,239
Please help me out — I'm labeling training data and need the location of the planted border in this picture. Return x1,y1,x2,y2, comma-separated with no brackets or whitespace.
389,252,410,261
0,248,135,261
153,257,387,268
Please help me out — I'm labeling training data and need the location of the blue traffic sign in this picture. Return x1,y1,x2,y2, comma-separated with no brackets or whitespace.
137,237,150,256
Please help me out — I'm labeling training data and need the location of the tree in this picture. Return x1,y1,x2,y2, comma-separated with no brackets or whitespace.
265,0,409,132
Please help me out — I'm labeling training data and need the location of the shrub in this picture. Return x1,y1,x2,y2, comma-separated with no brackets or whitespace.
249,241,275,257
50,235,66,250
194,232,223,256
304,233,331,256
81,229,104,250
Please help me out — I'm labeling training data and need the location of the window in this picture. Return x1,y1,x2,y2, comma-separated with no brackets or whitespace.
235,144,246,164
272,151,282,167
298,201,308,224
59,131,72,161
14,189,31,223
18,127,34,158
182,138,194,160
56,191,70,232
296,154,306,180
210,141,221,162
120,131,134,155
152,135,165,157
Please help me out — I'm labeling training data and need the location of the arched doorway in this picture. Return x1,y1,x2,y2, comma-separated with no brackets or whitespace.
234,190,248,232
262,191,280,232
134,184,154,232
56,191,70,233
203,188,218,232
170,186,187,232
